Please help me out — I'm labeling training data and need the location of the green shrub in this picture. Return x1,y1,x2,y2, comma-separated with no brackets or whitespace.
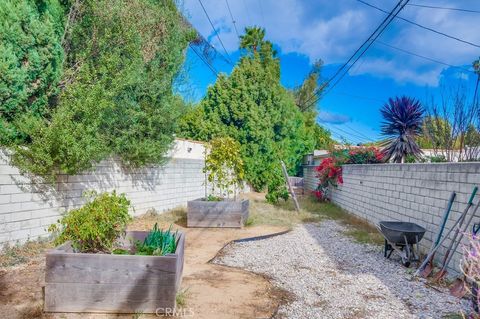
0,0,64,145
428,155,447,163
49,191,131,253
5,0,195,180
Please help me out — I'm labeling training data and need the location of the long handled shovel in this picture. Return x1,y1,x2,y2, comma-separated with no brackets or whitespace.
415,186,478,277
432,195,480,283
420,192,456,278
450,223,480,297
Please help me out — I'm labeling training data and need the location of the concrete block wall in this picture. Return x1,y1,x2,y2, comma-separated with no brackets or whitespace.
0,140,207,247
304,162,480,274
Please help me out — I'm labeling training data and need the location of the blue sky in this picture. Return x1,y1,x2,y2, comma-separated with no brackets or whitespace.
179,0,480,145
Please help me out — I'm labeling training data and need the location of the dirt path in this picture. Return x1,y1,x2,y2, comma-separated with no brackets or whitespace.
0,216,287,319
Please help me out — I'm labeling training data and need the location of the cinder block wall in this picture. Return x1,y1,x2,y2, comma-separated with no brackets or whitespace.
304,163,480,274
0,140,207,247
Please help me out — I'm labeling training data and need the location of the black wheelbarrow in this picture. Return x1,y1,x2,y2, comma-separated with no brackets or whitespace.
376,221,426,267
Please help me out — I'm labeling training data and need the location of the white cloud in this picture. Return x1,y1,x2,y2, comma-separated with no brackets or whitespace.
182,0,480,86
350,58,444,86
317,111,350,124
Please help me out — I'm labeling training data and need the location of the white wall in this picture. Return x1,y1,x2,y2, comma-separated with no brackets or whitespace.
304,162,480,274
0,139,207,247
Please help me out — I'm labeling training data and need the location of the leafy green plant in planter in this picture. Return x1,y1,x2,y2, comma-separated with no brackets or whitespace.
49,191,131,253
135,223,178,256
204,137,245,200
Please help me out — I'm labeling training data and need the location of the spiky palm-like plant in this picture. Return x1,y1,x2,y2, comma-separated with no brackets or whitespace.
380,96,425,163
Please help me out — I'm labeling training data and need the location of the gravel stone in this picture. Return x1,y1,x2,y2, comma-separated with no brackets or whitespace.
214,221,468,318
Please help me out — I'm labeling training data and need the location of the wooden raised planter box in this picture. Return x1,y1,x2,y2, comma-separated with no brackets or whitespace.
44,231,185,314
187,198,249,228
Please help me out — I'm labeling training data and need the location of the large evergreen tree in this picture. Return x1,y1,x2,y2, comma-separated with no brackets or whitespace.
179,28,315,201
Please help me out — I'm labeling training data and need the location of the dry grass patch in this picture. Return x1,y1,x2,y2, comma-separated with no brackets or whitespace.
0,240,51,268
246,194,383,245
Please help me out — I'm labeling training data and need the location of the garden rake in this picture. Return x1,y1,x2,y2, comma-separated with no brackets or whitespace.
432,191,480,283
419,192,456,278
415,187,478,277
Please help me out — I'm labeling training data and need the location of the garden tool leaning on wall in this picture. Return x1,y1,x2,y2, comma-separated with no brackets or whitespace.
419,192,456,278
415,187,478,278
432,189,480,282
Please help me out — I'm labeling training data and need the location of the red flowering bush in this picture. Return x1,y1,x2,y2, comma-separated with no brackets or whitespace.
314,147,384,201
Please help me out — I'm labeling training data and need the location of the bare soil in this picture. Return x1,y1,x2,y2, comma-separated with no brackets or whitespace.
0,211,287,319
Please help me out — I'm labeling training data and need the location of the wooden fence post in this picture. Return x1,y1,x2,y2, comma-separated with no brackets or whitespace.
281,161,300,212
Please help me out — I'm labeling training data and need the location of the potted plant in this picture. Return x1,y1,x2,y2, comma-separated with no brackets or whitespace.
187,137,249,227
44,191,184,314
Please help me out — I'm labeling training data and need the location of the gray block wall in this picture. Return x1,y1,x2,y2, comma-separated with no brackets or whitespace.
304,163,480,274
0,154,206,247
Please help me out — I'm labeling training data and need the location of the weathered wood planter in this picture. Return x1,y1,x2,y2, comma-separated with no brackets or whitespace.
187,198,249,228
44,231,185,314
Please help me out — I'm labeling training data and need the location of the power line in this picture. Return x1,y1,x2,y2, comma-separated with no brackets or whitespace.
357,0,480,49
343,123,378,141
407,3,480,14
197,0,234,65
325,125,371,144
189,44,219,77
376,40,475,74
300,0,407,110
325,0,410,95
225,0,240,38
183,16,232,66
332,125,375,143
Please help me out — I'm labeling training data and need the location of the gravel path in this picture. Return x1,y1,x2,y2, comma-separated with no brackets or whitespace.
214,221,468,319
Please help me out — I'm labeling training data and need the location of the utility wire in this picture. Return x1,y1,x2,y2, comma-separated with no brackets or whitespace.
376,40,475,74
300,0,407,110
343,124,378,141
225,0,240,38
303,0,409,111
407,3,480,14
198,0,234,65
326,125,370,144
357,0,480,49
331,125,376,143
189,44,219,77
324,0,410,95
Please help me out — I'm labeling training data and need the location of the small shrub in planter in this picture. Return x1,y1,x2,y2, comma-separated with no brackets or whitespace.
45,192,185,314
187,137,249,227
49,191,131,253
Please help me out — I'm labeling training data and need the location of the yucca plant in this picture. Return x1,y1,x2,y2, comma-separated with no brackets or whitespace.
136,223,178,256
380,96,424,163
